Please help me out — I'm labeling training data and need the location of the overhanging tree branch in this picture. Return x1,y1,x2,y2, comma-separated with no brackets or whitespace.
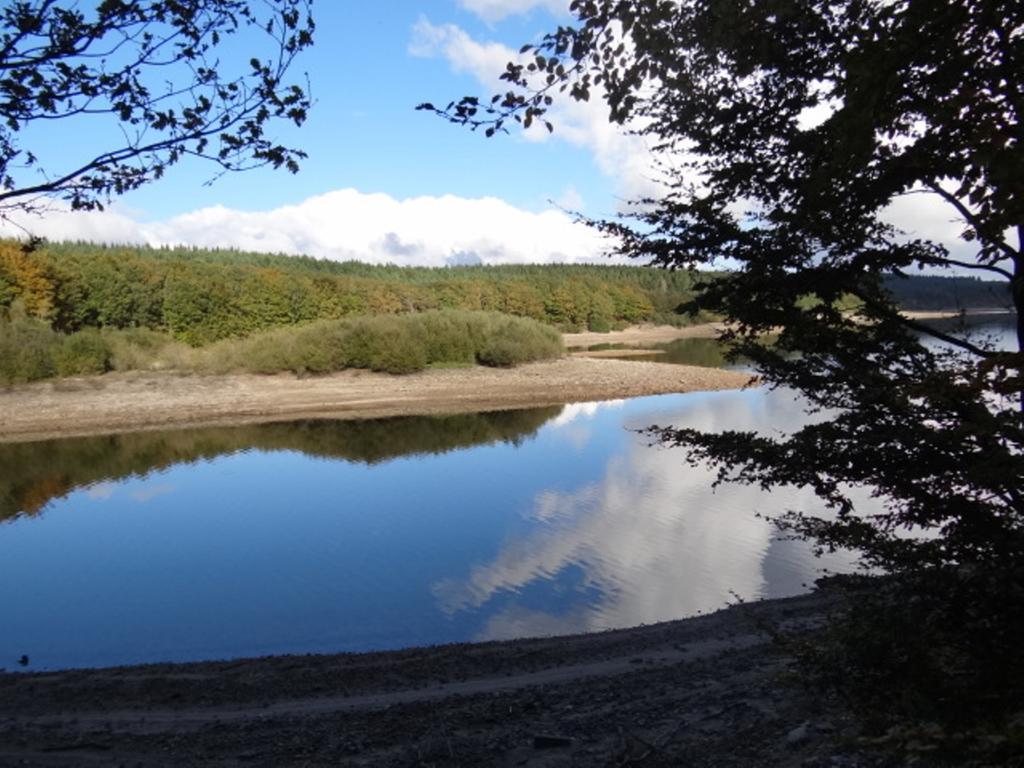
0,0,314,213
922,181,1020,264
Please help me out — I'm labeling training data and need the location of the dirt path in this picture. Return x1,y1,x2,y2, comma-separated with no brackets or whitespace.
0,589,876,767
7,637,755,734
0,357,752,442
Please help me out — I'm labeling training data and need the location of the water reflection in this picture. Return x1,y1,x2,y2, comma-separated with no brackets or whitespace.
916,311,1017,354
0,408,560,523
573,337,742,368
433,391,857,642
0,391,861,670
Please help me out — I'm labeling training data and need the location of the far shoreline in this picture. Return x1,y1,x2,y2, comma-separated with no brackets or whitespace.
4,312,1011,443
0,353,754,443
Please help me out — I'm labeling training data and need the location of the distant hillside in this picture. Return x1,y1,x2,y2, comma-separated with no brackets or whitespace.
0,240,711,344
883,274,1012,311
0,240,1012,345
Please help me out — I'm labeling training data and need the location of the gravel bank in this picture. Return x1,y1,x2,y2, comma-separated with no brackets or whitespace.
0,586,885,767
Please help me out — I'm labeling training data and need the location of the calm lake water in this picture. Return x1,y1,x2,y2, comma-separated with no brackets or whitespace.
1,389,857,671
3,313,1013,671
575,312,1019,367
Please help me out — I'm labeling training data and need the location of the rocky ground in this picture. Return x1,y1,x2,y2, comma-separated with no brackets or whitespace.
0,587,895,767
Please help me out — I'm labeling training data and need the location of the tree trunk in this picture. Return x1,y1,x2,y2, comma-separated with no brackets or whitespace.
1015,226,1024,411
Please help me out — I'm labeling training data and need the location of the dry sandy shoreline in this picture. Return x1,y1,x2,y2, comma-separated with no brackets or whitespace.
0,355,753,443
564,322,728,348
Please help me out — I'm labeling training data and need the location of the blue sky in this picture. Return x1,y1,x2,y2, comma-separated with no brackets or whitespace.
118,1,612,219
2,1,969,267
3,1,642,266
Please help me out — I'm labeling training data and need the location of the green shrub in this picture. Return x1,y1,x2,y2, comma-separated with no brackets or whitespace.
243,321,351,375
289,322,352,374
0,272,15,311
476,317,563,367
52,328,112,376
416,311,477,365
197,321,347,375
196,310,561,376
339,316,428,374
0,313,58,384
104,327,194,372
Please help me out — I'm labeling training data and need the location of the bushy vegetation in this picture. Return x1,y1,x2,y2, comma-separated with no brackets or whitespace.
202,311,562,376
0,308,190,385
0,309,59,383
0,309,562,384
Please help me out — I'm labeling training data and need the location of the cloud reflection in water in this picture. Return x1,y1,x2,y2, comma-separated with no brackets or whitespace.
434,390,861,641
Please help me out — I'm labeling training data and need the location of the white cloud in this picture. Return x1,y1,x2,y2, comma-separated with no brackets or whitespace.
458,0,568,23
0,188,612,266
129,483,176,503
553,185,585,212
408,18,512,75
881,186,1006,267
409,18,665,207
410,19,1000,270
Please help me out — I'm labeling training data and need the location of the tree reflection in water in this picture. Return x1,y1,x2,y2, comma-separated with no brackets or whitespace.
0,407,561,523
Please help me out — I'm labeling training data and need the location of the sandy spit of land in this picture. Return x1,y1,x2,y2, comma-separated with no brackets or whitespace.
564,322,728,348
901,309,1012,320
0,585,883,767
0,356,753,443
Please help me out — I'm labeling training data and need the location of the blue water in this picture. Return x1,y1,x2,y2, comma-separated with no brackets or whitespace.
0,389,862,670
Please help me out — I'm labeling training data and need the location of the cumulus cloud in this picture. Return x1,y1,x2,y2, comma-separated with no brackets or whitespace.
410,18,999,270
458,0,567,23
128,483,177,504
409,17,665,206
0,188,611,266
880,187,1007,267
85,482,117,501
408,18,513,76
553,185,585,212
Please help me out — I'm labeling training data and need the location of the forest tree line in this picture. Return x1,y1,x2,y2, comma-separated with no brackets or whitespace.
0,241,683,344
0,240,1011,346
